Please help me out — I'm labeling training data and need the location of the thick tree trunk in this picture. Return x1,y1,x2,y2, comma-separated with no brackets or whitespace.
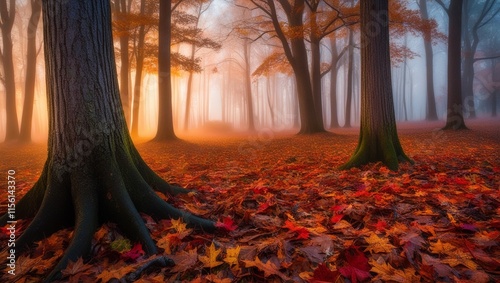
0,0,19,141
444,0,467,130
155,0,177,140
341,0,411,171
344,28,354,128
0,1,214,281
19,0,42,143
419,0,439,121
310,10,325,130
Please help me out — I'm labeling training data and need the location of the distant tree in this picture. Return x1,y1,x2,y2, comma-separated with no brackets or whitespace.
19,0,42,143
461,0,499,118
417,0,439,120
0,1,215,280
435,0,467,129
341,0,412,171
0,0,19,141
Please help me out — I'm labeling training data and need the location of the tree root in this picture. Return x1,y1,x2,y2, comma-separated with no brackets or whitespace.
0,144,216,282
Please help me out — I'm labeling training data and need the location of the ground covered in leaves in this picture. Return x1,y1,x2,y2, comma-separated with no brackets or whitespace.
0,119,499,282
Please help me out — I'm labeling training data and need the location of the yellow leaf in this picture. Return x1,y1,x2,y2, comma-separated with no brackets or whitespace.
223,246,241,266
364,232,396,253
171,218,189,233
198,242,223,268
370,257,420,282
429,240,457,255
242,257,290,281
441,250,478,270
157,235,172,254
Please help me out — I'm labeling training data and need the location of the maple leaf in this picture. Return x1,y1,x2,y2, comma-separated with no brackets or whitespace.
171,218,189,233
169,248,198,273
215,216,238,232
330,214,344,224
121,243,145,261
339,245,371,283
223,245,241,266
60,258,92,278
441,249,478,270
242,257,290,280
370,257,420,282
97,264,136,282
199,242,223,268
309,263,341,283
364,232,396,253
283,220,309,239
429,240,457,255
111,237,132,253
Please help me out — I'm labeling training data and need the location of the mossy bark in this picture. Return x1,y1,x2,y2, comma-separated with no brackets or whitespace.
0,1,214,281
340,0,412,171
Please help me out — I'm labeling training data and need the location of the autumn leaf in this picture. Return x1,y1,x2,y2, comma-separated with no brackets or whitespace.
242,257,290,280
199,242,223,268
60,258,92,279
309,263,341,283
215,216,238,232
429,239,457,255
110,237,131,253
283,220,309,239
223,245,241,266
121,243,145,261
339,245,371,283
364,232,396,253
370,257,420,282
169,248,198,273
171,218,189,233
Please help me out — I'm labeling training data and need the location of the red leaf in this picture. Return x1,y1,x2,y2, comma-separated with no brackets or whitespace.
215,216,238,231
283,220,310,239
339,246,371,283
121,243,144,261
375,220,388,231
330,214,344,224
309,263,341,283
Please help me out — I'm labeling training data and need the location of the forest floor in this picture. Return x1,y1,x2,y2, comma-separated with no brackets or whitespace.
0,119,499,282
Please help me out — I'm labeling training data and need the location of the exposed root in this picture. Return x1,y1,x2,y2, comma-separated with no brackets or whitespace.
0,146,216,281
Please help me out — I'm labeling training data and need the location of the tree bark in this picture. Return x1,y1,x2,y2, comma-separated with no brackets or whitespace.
155,0,177,140
418,0,439,121
443,0,467,130
344,27,355,128
341,0,411,171
130,0,146,138
0,0,19,141
19,0,42,143
115,0,132,127
310,7,325,130
244,38,256,131
0,1,214,280
329,36,340,129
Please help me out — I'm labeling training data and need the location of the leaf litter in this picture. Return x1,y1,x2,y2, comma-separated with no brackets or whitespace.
0,120,499,282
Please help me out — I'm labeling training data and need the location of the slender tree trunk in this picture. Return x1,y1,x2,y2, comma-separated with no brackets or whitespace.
0,0,19,141
419,0,439,121
402,36,408,122
330,36,340,128
341,0,411,171
155,0,177,140
183,46,196,131
444,0,467,130
19,0,42,143
344,28,354,128
244,39,256,131
115,0,131,127
130,0,146,138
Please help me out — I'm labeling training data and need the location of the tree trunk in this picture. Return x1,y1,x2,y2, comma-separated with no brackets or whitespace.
130,0,146,138
344,28,354,128
244,38,256,131
184,46,196,131
19,0,42,143
0,1,214,280
0,0,19,141
341,0,412,171
419,0,439,121
329,36,340,128
155,0,177,140
444,0,467,130
310,10,325,130
115,0,131,127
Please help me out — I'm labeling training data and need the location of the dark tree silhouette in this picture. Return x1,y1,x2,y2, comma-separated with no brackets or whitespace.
0,0,19,141
19,0,42,143
443,0,467,130
0,1,214,280
341,0,412,171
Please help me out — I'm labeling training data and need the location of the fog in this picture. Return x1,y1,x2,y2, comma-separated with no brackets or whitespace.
1,0,499,142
